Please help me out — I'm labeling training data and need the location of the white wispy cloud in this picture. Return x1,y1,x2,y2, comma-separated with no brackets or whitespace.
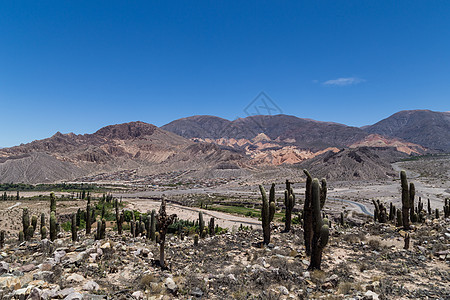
323,77,365,86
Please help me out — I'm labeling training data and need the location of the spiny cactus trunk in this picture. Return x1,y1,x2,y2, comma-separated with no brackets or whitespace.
40,213,45,233
41,226,47,239
284,182,295,232
50,212,57,241
31,215,37,232
404,233,410,250
396,209,403,227
308,178,329,271
101,219,106,239
199,211,204,237
86,204,91,235
303,170,313,256
0,230,5,249
116,204,123,235
259,185,275,245
401,171,411,230
50,193,56,214
157,197,177,268
22,208,30,235
409,183,416,222
71,214,77,242
209,217,215,236
150,210,156,241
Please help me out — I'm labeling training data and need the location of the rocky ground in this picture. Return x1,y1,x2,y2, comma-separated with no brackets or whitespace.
0,214,449,299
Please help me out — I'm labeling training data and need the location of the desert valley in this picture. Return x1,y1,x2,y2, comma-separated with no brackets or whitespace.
0,110,449,299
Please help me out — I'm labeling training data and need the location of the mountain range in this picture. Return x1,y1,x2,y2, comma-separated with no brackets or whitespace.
0,109,448,184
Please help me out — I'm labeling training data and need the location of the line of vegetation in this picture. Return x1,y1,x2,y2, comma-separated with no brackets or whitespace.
0,182,110,192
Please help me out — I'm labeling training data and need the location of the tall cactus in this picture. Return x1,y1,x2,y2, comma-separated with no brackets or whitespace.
396,208,403,227
199,212,205,237
40,213,45,233
22,208,30,234
71,214,77,242
116,210,123,235
259,184,275,245
157,197,177,268
50,212,57,241
86,204,91,234
444,198,450,218
31,215,37,231
409,182,416,222
0,230,5,249
50,193,56,214
400,171,411,230
209,217,215,236
150,210,156,241
303,170,327,256
308,178,329,270
284,182,295,232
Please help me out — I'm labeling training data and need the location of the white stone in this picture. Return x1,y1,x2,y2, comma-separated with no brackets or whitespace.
364,290,379,300
66,273,85,283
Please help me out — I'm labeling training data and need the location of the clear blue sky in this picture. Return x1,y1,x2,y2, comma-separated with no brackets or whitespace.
1,1,449,147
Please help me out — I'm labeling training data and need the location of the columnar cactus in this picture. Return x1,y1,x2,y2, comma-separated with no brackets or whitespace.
259,184,275,245
404,233,410,250
41,226,47,239
130,220,136,238
50,193,56,214
157,197,177,268
400,171,411,230
373,200,387,223
86,204,91,235
308,178,329,271
117,211,124,235
150,210,156,241
19,231,24,242
50,211,57,241
76,209,81,227
0,230,5,249
209,217,215,236
396,208,403,227
194,234,199,246
389,203,395,221
71,214,77,242
101,219,106,239
40,213,45,233
409,182,416,222
444,198,450,218
96,221,102,240
31,215,37,231
22,208,30,234
199,212,205,236
428,198,432,215
340,212,345,226
284,182,295,232
303,170,327,256
435,208,439,219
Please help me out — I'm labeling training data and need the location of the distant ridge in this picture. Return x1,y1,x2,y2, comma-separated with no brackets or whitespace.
363,110,450,151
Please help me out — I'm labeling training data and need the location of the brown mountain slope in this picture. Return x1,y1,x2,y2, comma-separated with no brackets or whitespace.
0,122,245,183
297,147,408,181
363,110,450,151
162,114,369,150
